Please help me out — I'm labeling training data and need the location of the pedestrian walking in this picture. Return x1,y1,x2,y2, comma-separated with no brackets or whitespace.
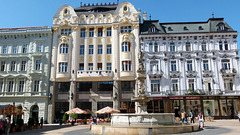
238,111,240,122
181,111,185,123
190,110,195,123
0,118,3,135
184,111,188,123
198,112,204,129
4,117,10,135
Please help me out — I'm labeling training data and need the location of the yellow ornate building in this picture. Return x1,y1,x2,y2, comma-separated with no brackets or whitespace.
48,2,140,123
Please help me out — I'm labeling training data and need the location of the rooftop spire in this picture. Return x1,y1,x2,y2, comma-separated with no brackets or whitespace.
212,12,214,18
149,14,151,20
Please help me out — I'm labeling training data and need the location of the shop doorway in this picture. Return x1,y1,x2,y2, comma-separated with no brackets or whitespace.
31,105,39,121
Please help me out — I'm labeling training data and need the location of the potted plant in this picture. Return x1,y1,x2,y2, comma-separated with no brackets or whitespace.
28,118,34,130
84,117,87,124
69,114,77,125
62,113,67,124
17,119,24,131
11,122,16,133
36,119,39,129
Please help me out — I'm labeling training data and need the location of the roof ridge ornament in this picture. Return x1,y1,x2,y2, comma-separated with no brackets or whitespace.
212,12,214,18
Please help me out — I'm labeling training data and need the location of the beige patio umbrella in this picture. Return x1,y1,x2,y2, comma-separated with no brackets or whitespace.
96,106,120,119
65,107,87,114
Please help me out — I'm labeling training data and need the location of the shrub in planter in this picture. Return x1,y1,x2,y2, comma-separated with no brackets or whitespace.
17,119,24,131
28,118,34,130
62,113,67,124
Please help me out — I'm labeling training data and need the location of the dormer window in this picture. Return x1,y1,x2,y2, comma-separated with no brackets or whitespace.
217,22,226,31
199,26,204,30
183,26,188,31
149,26,155,33
168,27,173,31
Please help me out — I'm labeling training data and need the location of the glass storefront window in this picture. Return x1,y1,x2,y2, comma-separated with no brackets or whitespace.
220,99,228,116
186,100,201,116
203,100,215,116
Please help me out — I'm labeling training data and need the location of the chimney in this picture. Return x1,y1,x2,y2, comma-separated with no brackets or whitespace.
143,12,147,21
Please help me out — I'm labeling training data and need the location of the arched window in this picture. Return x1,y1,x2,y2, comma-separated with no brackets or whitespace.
122,42,130,52
60,44,68,54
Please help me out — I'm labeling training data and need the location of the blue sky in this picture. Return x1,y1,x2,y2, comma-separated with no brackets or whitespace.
0,0,239,47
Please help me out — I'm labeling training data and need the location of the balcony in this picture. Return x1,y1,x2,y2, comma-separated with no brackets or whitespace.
77,70,113,78
220,68,237,77
147,70,163,78
186,70,197,77
170,71,180,78
202,70,213,77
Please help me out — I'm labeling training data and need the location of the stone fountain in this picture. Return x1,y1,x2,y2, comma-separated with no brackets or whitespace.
111,50,175,126
91,49,199,135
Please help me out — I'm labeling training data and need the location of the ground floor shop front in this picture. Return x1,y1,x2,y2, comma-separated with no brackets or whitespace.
147,96,240,119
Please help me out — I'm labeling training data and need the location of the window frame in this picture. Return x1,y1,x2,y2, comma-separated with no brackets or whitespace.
98,45,102,54
89,45,94,54
59,62,68,72
107,45,111,54
35,60,41,70
80,45,84,55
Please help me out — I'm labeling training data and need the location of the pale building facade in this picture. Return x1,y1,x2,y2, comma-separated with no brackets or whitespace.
0,26,52,123
49,2,140,123
140,17,240,119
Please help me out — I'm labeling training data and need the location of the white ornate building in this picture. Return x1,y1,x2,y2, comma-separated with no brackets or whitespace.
49,2,140,123
140,17,240,119
0,26,52,123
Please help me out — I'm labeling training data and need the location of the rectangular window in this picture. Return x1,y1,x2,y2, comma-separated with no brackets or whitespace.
89,45,94,54
37,44,43,52
35,60,41,70
13,45,18,54
79,63,84,70
8,81,14,92
171,61,177,71
120,26,132,33
89,28,94,37
59,62,68,72
2,45,7,54
221,59,230,70
219,41,223,50
188,79,194,90
0,80,3,92
107,63,111,70
150,61,159,72
187,60,193,71
61,29,72,35
19,80,24,92
149,43,153,52
122,61,131,71
80,45,84,55
21,61,26,71
80,28,86,37
23,45,27,53
107,27,111,36
98,45,102,54
202,41,207,51
97,63,102,70
88,63,93,70
10,61,16,71
186,42,191,51
121,81,133,91
170,42,175,52
0,61,5,71
172,79,178,91
154,43,158,52
224,41,228,50
77,82,92,91
34,80,40,92
122,42,130,52
203,60,209,70
107,45,111,54
58,82,70,92
151,80,160,92
98,28,103,37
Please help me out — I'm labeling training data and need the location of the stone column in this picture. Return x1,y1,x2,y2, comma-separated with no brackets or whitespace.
93,27,98,71
112,25,119,110
48,81,55,124
69,81,76,111
102,27,107,70
84,28,89,71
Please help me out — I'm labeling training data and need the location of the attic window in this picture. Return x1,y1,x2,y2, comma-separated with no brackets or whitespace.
149,26,156,33
168,27,173,31
199,26,204,30
219,24,224,31
183,26,188,31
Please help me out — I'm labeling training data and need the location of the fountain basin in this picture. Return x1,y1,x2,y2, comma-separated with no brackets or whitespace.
111,113,175,126
91,124,199,135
